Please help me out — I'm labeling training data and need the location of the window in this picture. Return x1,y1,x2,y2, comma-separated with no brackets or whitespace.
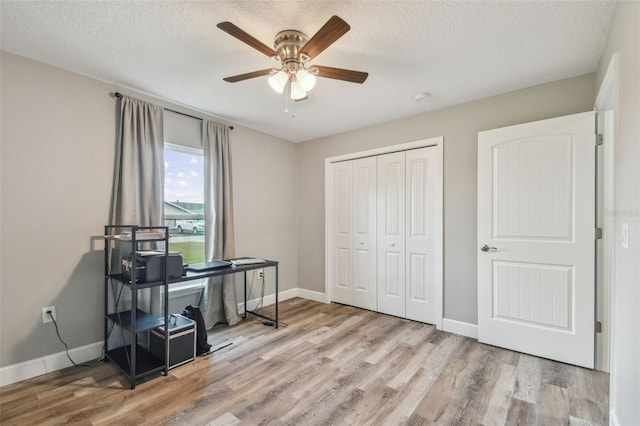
164,143,205,265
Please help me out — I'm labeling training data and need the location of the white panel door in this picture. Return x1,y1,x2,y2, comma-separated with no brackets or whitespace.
377,151,406,317
330,161,353,305
352,157,378,310
478,111,595,368
405,147,439,324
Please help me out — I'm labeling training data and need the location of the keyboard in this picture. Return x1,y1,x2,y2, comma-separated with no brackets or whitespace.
186,260,232,272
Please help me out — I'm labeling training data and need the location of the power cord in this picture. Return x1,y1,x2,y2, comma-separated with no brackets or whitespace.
246,270,288,327
47,311,103,368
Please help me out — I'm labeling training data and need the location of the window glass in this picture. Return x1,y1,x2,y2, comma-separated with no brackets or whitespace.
164,144,205,265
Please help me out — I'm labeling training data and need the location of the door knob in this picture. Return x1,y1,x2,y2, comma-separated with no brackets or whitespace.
480,244,497,252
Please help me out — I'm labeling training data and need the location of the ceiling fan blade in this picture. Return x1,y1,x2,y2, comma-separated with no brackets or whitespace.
300,16,350,60
217,21,278,58
314,65,368,84
223,69,273,83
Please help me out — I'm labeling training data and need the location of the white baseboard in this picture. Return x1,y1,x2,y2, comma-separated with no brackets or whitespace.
442,318,478,339
296,288,327,303
0,341,103,387
237,287,328,312
237,288,298,312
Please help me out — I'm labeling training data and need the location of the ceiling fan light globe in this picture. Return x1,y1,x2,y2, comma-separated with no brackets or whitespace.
290,81,307,100
297,69,317,92
268,70,288,94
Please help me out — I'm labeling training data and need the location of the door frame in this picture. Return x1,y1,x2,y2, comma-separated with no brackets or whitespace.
594,54,618,374
324,137,444,330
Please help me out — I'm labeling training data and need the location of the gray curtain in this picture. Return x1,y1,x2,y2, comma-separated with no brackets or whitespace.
110,95,164,315
202,120,241,328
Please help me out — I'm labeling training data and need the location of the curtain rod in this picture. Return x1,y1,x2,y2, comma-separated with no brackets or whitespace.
114,92,233,130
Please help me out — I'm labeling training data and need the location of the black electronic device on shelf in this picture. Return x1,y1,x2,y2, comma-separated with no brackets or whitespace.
103,225,171,389
122,251,183,283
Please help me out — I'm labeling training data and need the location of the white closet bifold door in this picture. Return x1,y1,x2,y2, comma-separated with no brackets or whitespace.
352,157,378,310
330,160,353,306
377,151,406,317
405,147,439,323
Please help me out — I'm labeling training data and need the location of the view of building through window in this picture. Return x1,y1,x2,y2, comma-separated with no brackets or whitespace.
164,145,205,265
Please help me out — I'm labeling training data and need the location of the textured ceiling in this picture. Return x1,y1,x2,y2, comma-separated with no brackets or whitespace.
0,1,615,143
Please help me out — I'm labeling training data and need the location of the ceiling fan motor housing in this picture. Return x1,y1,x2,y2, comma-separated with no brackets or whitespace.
274,30,310,69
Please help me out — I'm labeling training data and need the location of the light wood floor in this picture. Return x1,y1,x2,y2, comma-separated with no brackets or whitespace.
1,298,609,425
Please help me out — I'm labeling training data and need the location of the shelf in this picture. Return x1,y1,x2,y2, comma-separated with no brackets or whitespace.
106,273,168,289
118,232,166,241
107,309,164,333
106,345,165,379
104,225,170,389
104,229,167,242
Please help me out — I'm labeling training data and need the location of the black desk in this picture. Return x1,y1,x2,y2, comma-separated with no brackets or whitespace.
169,260,279,328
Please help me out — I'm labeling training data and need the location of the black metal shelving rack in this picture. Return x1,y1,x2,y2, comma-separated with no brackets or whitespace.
104,225,170,389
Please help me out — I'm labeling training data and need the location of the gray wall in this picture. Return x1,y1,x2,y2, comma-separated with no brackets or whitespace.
595,1,640,423
296,74,596,325
0,51,297,367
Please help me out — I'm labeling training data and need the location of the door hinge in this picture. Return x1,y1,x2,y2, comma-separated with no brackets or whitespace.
595,321,602,333
596,133,604,146
595,228,603,239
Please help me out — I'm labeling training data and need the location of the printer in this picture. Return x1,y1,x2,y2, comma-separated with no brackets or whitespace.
122,251,183,283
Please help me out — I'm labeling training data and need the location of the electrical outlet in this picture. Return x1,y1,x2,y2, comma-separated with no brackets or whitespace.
258,269,264,280
42,306,56,323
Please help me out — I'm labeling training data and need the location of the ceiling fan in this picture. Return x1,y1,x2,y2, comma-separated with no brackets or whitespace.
217,16,368,101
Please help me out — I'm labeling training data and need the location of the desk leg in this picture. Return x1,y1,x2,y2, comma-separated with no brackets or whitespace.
275,263,279,329
243,270,247,319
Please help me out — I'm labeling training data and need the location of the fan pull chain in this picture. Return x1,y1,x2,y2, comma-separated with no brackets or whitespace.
284,83,289,113
284,83,295,118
